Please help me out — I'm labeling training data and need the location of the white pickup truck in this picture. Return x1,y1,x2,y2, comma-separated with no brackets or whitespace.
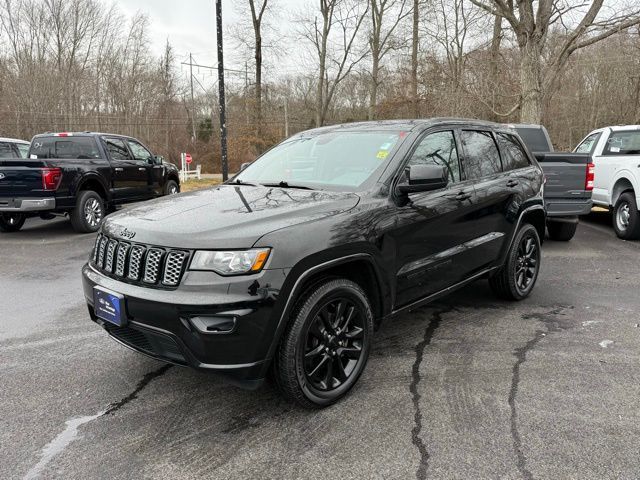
575,126,640,239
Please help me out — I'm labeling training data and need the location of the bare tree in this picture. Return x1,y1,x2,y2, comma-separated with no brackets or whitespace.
368,0,411,120
471,0,640,123
300,0,370,127
410,0,419,116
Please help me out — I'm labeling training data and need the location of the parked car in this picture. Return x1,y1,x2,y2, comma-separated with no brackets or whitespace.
574,125,640,239
0,132,180,233
509,124,593,241
83,118,545,408
0,137,30,159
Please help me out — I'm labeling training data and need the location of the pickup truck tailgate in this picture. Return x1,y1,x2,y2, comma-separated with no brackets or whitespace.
0,159,48,196
534,152,592,216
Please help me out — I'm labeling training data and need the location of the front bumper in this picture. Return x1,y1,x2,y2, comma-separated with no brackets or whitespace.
0,197,55,212
82,263,288,385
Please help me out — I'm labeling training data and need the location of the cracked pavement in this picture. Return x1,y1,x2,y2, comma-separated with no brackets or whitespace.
1,212,640,479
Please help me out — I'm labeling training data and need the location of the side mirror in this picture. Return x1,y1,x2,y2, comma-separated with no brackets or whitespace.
397,164,448,195
240,162,252,171
152,155,164,165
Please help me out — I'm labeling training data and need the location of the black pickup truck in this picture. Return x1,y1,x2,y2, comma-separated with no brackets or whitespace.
0,132,180,233
510,124,593,241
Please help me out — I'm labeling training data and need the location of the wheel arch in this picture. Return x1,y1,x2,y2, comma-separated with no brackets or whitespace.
263,253,388,369
610,175,636,207
76,174,109,202
521,206,546,242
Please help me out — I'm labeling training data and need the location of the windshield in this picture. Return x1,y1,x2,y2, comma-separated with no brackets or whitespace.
234,131,404,191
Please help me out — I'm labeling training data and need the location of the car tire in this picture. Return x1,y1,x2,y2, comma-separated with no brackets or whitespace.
0,213,26,232
489,223,541,301
165,180,179,195
70,190,105,233
613,192,640,240
547,221,577,241
273,278,374,409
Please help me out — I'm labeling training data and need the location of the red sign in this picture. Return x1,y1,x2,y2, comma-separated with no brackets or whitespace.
185,153,193,165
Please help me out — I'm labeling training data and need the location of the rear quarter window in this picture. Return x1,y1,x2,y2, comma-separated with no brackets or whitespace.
574,132,601,154
603,131,640,155
29,137,101,159
496,133,530,171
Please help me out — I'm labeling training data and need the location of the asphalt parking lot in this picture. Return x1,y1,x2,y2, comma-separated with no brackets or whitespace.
1,212,639,480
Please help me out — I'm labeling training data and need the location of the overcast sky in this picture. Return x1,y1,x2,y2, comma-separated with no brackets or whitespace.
116,0,301,77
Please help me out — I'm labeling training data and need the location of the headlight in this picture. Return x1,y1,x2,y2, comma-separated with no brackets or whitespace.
189,248,271,275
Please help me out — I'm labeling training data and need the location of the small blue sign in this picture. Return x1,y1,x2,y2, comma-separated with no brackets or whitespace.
94,287,126,326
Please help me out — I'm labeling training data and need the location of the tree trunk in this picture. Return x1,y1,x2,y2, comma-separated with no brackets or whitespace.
488,15,502,121
255,32,262,134
369,44,379,120
519,41,543,124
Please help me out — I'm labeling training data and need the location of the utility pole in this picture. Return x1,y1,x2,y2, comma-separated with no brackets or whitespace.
189,53,197,142
215,0,229,181
284,98,289,138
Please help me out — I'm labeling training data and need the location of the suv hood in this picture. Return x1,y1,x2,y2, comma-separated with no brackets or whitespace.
102,185,360,249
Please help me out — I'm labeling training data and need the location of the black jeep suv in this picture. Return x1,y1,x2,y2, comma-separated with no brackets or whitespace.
82,119,545,408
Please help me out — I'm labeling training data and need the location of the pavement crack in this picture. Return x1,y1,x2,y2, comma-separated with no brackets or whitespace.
22,364,171,480
509,306,570,480
105,364,172,415
409,306,450,480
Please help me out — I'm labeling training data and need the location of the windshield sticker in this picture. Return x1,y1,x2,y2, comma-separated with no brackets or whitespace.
30,154,37,159
610,146,620,153
377,150,389,159
379,142,393,151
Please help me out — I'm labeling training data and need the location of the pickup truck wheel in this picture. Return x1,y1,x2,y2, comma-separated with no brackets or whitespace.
613,192,640,240
70,190,105,233
0,213,26,232
547,221,577,241
165,180,179,195
489,223,541,301
273,278,374,409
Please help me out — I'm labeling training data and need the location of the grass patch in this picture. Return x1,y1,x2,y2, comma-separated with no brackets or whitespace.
180,178,221,192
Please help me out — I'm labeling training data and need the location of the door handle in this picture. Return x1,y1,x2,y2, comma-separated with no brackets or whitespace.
114,167,123,172
447,191,472,201
138,167,146,171
506,180,519,188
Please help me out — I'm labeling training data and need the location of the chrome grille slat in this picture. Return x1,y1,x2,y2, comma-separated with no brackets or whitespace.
163,251,187,286
128,245,146,280
104,240,117,272
97,236,108,268
143,248,163,284
115,242,130,277
92,235,187,288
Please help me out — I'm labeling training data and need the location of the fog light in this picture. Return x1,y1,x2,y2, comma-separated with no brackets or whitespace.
189,316,236,334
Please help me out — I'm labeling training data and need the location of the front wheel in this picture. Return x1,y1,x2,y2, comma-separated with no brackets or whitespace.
273,278,374,409
164,180,179,195
613,192,640,240
489,223,541,300
0,213,26,232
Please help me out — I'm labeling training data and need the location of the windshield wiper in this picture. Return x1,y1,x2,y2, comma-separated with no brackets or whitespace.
261,181,314,190
227,178,257,186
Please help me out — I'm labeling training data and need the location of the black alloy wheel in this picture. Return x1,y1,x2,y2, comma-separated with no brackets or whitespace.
302,297,365,392
274,278,374,408
489,223,541,300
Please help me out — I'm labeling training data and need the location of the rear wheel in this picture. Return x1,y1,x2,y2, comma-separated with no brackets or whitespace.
547,221,577,241
0,213,26,232
70,190,105,233
273,278,374,409
613,192,640,240
490,223,541,300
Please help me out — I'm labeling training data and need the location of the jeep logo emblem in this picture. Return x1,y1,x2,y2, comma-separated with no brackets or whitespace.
0,173,5,180
120,227,136,240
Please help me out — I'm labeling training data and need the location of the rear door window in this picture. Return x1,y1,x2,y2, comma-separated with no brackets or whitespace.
459,130,502,180
574,132,601,154
603,131,640,155
0,142,14,158
103,138,132,160
496,133,530,171
28,137,101,159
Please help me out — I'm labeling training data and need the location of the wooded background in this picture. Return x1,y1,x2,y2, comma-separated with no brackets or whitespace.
0,0,639,172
